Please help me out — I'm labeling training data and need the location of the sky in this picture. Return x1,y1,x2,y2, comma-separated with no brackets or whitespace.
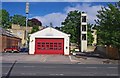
2,2,117,27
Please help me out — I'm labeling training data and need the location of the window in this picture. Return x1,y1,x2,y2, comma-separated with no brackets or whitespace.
38,45,40,47
41,43,45,50
54,43,57,47
46,43,49,50
82,34,86,40
53,43,57,50
50,43,53,50
37,48,41,50
42,43,45,47
58,43,62,50
37,42,41,44
82,25,86,31
82,16,86,22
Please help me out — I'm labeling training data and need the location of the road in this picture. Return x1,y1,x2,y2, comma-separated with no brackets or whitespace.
1,62,119,77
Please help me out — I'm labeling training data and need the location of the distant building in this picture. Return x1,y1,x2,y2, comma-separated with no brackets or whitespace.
8,24,43,47
91,29,97,46
0,27,21,52
70,43,77,51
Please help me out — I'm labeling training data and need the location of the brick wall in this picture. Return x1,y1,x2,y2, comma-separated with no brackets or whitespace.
0,35,21,52
106,46,119,59
0,36,2,52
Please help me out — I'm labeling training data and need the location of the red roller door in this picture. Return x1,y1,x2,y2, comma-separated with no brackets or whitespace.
35,38,64,54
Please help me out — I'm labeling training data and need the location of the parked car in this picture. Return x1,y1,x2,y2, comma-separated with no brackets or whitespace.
19,48,29,52
4,46,19,53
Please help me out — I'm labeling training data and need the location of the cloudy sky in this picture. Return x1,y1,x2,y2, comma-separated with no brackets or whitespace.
2,2,116,27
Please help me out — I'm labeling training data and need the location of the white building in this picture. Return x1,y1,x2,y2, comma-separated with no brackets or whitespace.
91,29,97,46
29,27,70,55
81,12,87,52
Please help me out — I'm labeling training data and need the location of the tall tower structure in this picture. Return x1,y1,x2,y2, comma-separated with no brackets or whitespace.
25,2,29,47
81,12,87,52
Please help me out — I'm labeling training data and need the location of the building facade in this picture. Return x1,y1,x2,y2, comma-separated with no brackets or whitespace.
8,24,43,47
29,27,70,55
0,27,21,52
91,29,97,46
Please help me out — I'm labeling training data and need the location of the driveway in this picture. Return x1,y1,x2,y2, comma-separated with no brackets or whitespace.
2,53,72,64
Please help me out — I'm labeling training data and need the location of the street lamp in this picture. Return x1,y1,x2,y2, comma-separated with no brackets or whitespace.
25,2,29,48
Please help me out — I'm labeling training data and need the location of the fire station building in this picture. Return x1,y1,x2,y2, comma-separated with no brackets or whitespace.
29,27,70,55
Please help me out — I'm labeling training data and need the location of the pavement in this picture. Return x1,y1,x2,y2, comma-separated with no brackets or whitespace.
1,53,119,77
70,55,119,64
1,53,119,64
2,63,119,76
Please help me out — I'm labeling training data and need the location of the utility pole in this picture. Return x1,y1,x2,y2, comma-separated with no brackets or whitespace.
25,2,29,48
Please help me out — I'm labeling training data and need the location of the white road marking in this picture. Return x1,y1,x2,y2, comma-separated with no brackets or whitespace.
43,55,48,62
49,73,64,76
21,73,36,75
107,74,118,76
1,66,12,67
86,67,97,68
60,74,64,76
107,67,118,69
86,67,118,69
69,56,72,62
23,66,35,67
69,56,78,62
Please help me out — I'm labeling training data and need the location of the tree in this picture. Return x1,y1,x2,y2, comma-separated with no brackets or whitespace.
95,2,120,50
55,27,61,31
11,14,26,26
31,26,39,33
28,18,42,26
61,10,81,50
0,9,11,28
29,18,42,34
87,23,94,45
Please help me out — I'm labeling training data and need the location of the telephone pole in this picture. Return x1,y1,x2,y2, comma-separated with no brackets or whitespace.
25,2,29,48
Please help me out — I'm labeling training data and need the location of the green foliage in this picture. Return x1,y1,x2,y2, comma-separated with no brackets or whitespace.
87,31,94,45
71,48,75,53
95,1,120,48
55,27,61,31
0,9,11,28
31,26,39,33
28,18,42,27
11,14,26,26
61,10,81,44
29,18,42,34
87,23,94,45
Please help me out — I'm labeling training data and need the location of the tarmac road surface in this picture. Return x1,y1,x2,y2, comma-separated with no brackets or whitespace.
2,62,119,76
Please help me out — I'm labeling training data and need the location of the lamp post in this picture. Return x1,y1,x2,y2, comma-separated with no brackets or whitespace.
25,2,29,48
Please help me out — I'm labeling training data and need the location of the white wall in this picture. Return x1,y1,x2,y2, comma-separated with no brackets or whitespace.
81,41,87,52
81,13,87,52
29,36,35,54
64,37,70,55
